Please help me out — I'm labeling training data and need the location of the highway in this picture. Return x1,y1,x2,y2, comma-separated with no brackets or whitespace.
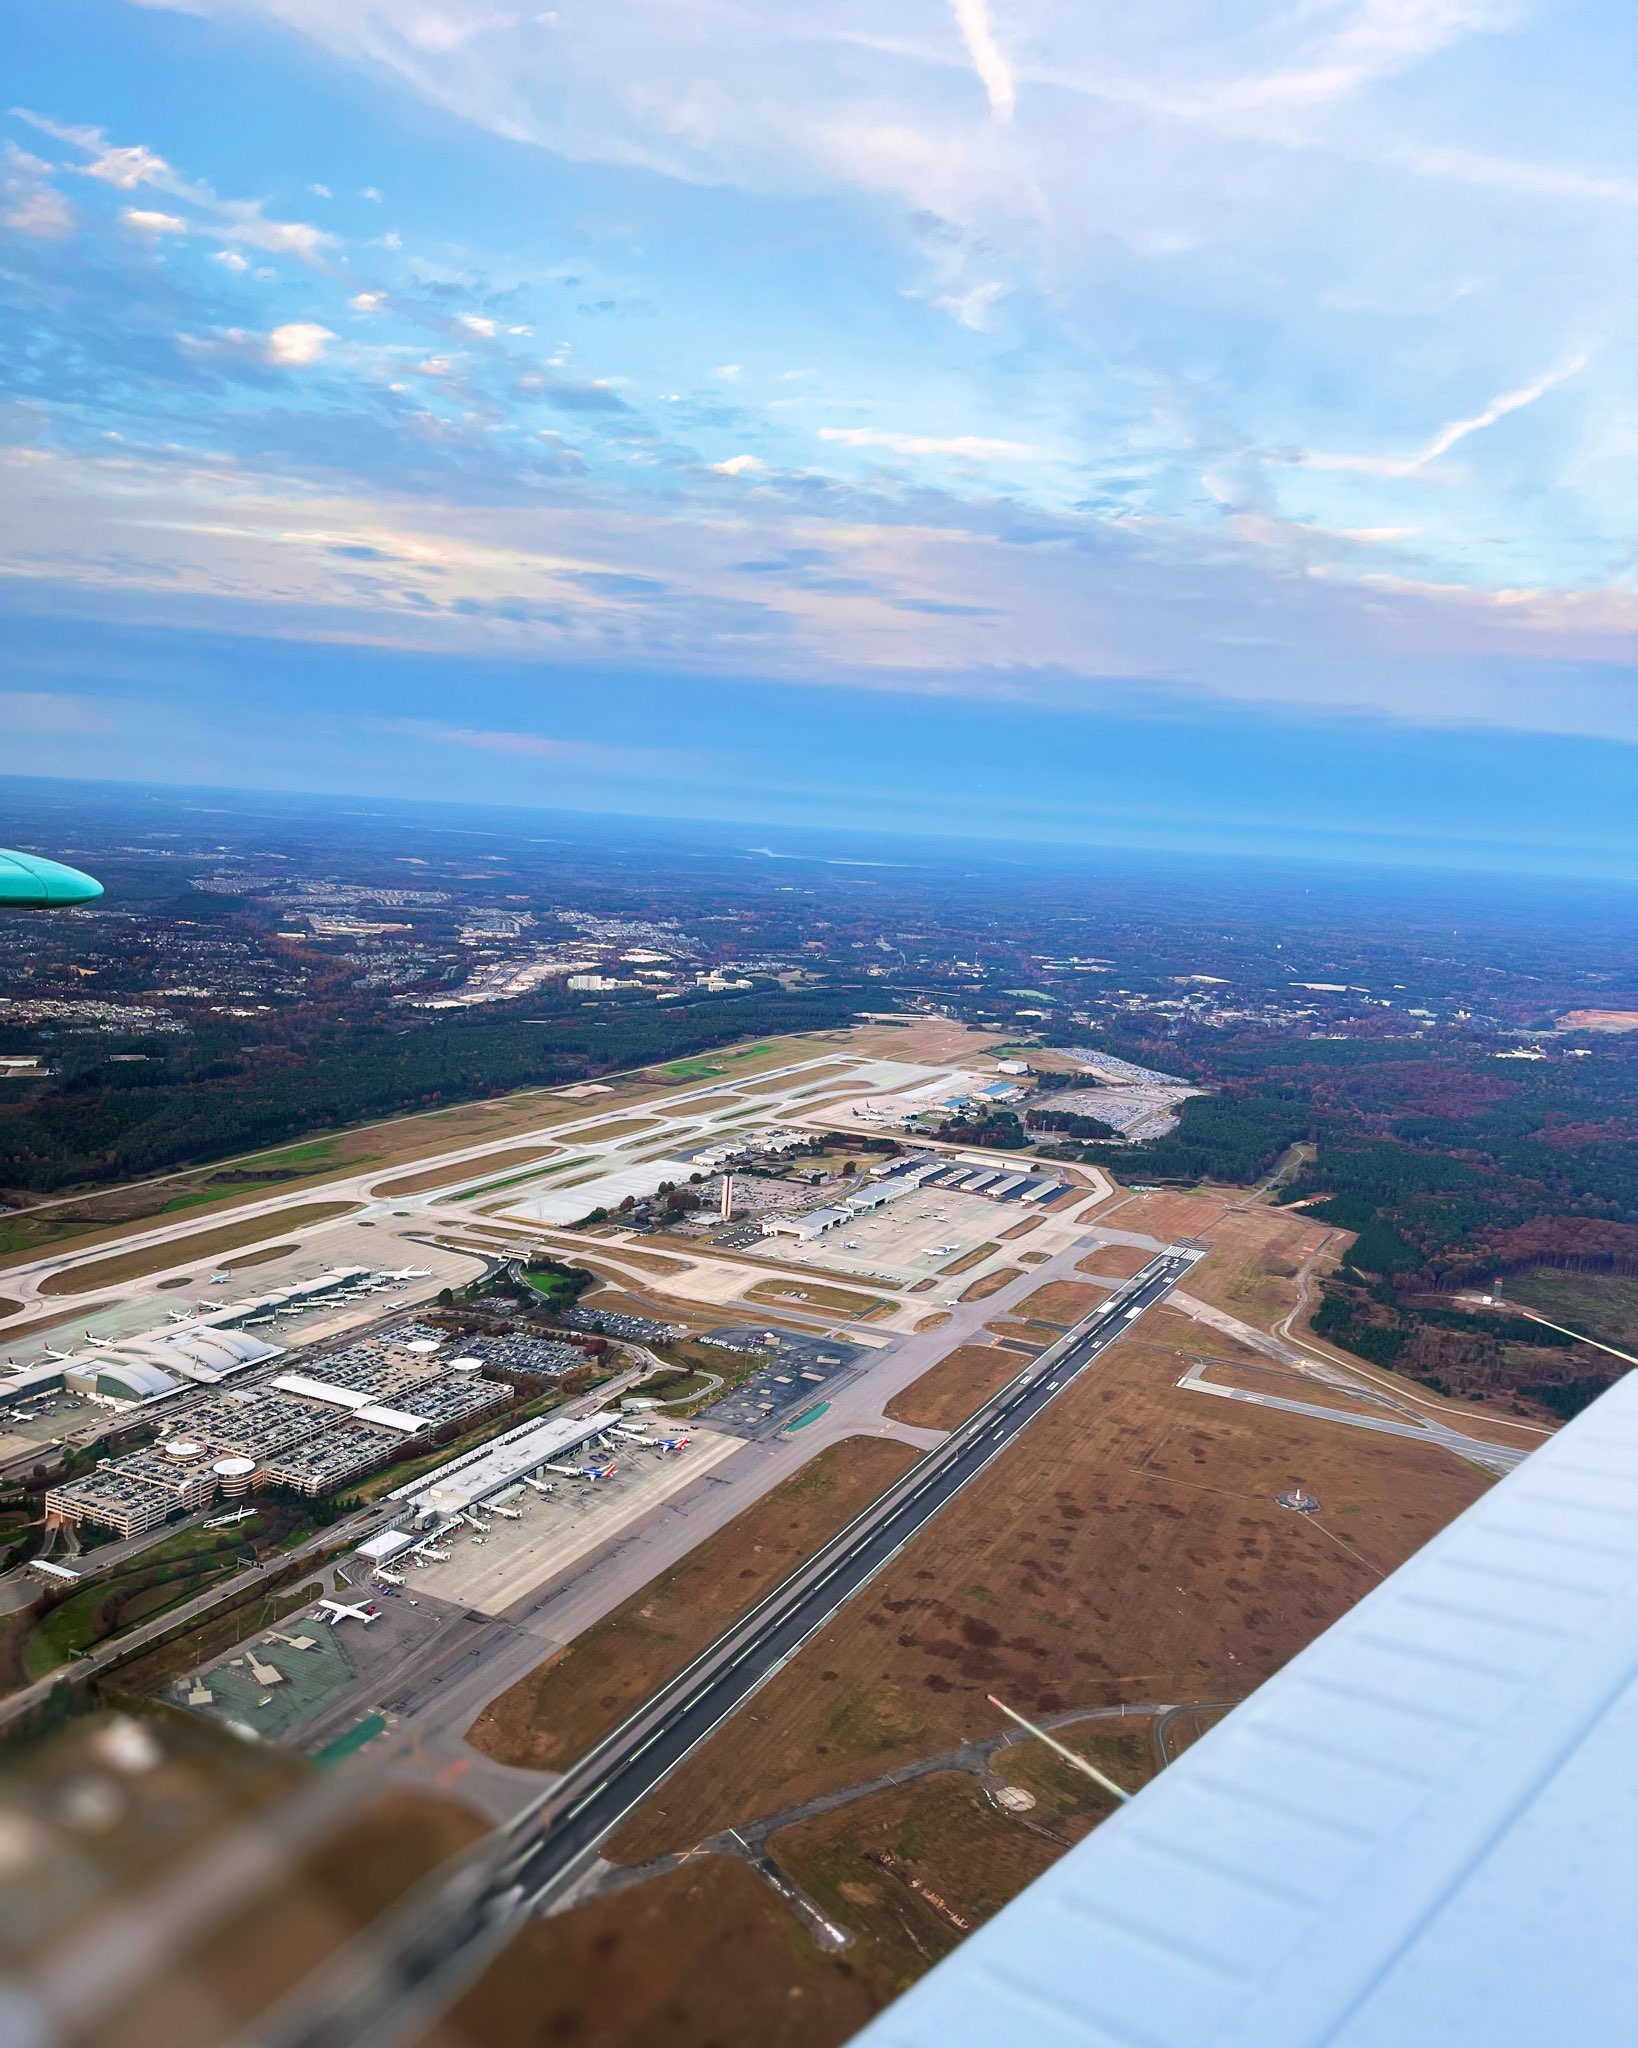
258,1240,1204,2048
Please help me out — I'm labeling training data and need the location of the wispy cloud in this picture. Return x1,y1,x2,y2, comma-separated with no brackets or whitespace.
819,427,1038,460
948,0,1015,121
1302,352,1592,478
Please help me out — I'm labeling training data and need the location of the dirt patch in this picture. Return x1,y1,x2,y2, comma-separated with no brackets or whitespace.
914,1312,952,1334
1077,1242,1153,1281
609,1328,1491,1861
1000,1216,1043,1241
468,1436,920,1772
886,1345,1025,1430
1016,1280,1108,1327
746,1277,890,1317
372,1145,561,1198
37,1203,360,1295
100,1792,488,2048
422,1853,881,2048
0,1297,20,1321
960,1266,1022,1303
942,1241,1000,1277
1019,1251,1051,1265
221,1242,300,1272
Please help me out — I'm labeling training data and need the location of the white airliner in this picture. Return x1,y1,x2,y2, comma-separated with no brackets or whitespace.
316,1599,380,1627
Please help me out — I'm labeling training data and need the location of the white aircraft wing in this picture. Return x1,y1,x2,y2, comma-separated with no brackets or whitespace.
854,1371,1638,2048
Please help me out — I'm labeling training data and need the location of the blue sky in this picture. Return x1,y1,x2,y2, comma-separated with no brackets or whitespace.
4,0,1638,874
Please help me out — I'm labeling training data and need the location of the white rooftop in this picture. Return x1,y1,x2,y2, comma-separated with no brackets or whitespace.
403,1409,619,1519
855,1375,1638,2048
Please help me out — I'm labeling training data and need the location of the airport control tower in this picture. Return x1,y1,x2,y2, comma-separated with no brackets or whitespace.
0,849,103,907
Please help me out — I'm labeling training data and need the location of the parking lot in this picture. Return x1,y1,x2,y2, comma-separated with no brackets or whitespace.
748,1186,1027,1292
400,1425,743,1615
694,1329,874,1437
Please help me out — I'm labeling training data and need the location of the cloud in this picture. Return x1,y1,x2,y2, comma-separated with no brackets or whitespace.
0,691,111,735
712,455,764,475
350,290,387,311
1302,352,1592,478
122,207,188,235
457,312,497,336
712,363,741,380
213,248,249,270
266,322,335,366
819,427,1039,460
948,0,1016,121
1,145,73,238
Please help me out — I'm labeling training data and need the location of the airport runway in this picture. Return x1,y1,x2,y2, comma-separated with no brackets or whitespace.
266,1242,1204,2048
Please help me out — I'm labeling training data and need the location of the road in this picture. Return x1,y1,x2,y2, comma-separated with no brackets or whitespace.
254,1242,1204,2048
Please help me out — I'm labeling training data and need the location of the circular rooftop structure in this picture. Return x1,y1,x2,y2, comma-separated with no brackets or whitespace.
162,1439,205,1461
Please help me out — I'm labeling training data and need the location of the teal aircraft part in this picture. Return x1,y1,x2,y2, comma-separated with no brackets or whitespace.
0,849,104,907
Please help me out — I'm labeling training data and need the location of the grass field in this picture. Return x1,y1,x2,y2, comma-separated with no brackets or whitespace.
468,1436,920,1772
745,1277,890,1317
941,1241,1000,1277
222,1241,300,1270
885,1344,1026,1431
958,1265,1021,1303
1078,1242,1154,1280
36,1201,359,1295
371,1145,561,1198
25,1524,256,1677
609,1321,1492,1862
1014,1280,1107,1326
424,1854,879,2048
1504,1268,1638,1350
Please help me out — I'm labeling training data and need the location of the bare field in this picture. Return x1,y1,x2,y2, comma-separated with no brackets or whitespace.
913,1312,951,1333
610,1329,1491,1861
468,1436,921,1772
1183,1206,1338,1330
1015,1280,1107,1327
735,1062,862,1096
1106,1189,1233,1239
421,1854,879,2048
993,1722,1157,1835
371,1145,561,1197
885,1345,1025,1431
101,1793,488,2048
959,1265,1021,1303
1077,1242,1152,1280
37,1202,359,1295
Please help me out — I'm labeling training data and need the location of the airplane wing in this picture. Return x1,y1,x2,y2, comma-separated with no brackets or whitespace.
0,850,103,906
855,1370,1638,2048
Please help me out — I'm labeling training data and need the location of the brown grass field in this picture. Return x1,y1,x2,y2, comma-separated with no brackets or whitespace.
221,1242,300,1271
773,1771,1062,1995
1077,1241,1154,1280
100,1793,488,2048
1179,1205,1337,1330
884,1344,1026,1430
959,1265,1021,1303
1014,1279,1107,1326
371,1145,561,1197
469,1436,920,1772
746,1277,890,1317
1000,1215,1043,1240
941,1240,1000,1277
609,1321,1492,1861
0,1297,22,1320
420,1855,879,2048
913,1311,951,1333
37,1202,359,1295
